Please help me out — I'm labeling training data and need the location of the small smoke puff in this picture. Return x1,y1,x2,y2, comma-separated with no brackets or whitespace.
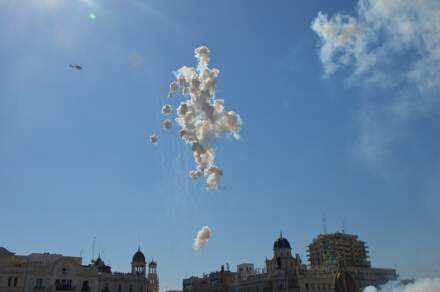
161,104,172,115
194,226,211,250
206,166,223,190
169,81,178,97
190,170,202,180
150,133,158,144
195,46,210,68
163,119,173,129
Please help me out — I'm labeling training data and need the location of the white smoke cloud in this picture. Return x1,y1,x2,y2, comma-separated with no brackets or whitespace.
162,119,173,129
193,226,211,250
166,46,242,190
311,0,440,168
364,278,440,292
161,104,172,115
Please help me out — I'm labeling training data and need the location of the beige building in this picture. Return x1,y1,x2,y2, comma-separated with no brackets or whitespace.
0,247,159,292
183,232,397,292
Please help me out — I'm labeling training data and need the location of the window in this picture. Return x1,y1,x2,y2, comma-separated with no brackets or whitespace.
8,277,12,287
14,277,18,287
82,281,90,292
118,284,122,292
305,283,309,291
36,278,44,289
129,285,133,292
55,279,74,291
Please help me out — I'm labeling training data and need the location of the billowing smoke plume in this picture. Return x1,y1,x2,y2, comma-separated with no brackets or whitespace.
193,226,211,250
364,278,440,292
166,46,242,190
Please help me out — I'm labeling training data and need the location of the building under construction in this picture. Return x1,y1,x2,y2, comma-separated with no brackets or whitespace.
308,232,370,268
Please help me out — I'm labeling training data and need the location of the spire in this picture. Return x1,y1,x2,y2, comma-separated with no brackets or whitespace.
280,230,283,238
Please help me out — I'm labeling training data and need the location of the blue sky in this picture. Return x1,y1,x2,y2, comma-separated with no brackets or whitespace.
1,0,440,290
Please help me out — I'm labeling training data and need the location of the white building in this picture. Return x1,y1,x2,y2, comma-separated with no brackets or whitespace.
0,247,159,292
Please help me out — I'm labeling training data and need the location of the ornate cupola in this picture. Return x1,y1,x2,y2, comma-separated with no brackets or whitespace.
273,232,293,258
131,248,146,276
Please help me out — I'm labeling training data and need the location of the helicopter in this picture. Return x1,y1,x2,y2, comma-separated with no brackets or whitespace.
69,64,83,70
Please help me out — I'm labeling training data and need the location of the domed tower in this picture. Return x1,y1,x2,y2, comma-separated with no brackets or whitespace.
131,248,146,276
273,232,293,258
147,260,159,292
266,232,300,273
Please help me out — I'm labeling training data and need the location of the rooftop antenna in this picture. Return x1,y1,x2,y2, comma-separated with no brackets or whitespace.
92,237,96,262
322,215,328,234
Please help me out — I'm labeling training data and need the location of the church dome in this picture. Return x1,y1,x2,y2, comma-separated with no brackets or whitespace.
132,248,145,262
273,233,291,250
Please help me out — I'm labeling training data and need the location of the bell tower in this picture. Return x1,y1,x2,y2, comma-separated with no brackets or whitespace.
147,260,159,292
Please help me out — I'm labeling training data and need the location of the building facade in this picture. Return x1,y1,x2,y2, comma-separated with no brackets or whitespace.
183,232,397,292
0,247,159,292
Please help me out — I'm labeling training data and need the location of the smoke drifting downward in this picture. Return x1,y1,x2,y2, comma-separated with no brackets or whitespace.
194,226,211,250
167,46,242,190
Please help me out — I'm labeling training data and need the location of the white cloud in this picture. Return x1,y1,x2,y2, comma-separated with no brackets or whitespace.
311,0,440,167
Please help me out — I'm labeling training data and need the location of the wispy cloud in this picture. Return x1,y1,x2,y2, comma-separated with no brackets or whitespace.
311,0,440,169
